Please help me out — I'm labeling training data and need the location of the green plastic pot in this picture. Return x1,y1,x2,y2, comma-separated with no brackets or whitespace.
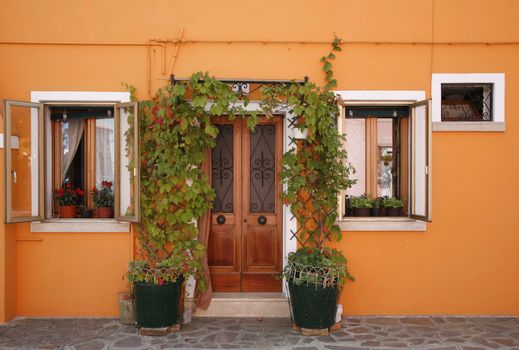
134,277,183,328
288,281,339,329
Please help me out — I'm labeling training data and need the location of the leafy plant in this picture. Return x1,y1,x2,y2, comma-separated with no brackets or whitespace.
350,195,373,209
131,72,255,290
261,37,355,286
372,196,385,209
382,196,404,208
92,181,114,207
55,183,83,206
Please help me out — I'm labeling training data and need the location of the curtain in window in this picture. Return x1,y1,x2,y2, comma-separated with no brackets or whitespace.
62,119,85,181
95,118,115,186
194,149,213,309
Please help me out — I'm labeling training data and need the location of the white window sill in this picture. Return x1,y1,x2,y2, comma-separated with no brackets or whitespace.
432,121,505,132
31,219,130,233
339,217,426,232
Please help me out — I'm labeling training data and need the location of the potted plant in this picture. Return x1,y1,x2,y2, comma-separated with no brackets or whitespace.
78,205,92,218
262,37,355,331
128,72,251,331
370,196,383,216
383,196,404,217
92,181,114,218
351,195,372,217
55,183,83,218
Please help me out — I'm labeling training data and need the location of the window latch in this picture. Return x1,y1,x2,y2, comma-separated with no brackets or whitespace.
12,170,17,184
425,166,429,175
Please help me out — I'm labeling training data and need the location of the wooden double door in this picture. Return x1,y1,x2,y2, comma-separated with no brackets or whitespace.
208,117,283,292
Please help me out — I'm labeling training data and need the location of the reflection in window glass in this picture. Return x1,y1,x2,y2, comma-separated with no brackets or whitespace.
96,118,115,187
344,118,366,196
376,119,393,197
441,83,493,121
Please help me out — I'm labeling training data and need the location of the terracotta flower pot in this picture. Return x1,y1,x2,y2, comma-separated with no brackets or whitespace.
97,207,114,218
60,205,77,218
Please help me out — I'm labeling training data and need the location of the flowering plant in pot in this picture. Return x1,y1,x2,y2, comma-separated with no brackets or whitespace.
262,37,355,331
127,72,254,331
55,183,83,218
92,181,114,218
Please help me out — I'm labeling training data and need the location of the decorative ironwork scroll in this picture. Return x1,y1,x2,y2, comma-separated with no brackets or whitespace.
441,83,493,121
250,125,276,213
212,125,234,212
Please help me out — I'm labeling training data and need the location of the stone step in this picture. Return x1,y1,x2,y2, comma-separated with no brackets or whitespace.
191,292,291,318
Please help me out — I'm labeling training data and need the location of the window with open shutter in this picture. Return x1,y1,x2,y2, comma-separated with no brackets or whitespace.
410,99,432,221
3,100,44,223
115,102,140,222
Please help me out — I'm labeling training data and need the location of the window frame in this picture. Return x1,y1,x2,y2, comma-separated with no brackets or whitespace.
50,104,116,214
335,90,431,229
431,73,505,132
3,91,139,226
3,100,45,223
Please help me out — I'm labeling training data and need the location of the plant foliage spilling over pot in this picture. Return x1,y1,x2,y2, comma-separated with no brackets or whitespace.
127,72,256,328
261,37,356,329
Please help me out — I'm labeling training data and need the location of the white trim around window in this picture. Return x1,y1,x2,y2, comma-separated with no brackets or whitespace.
334,90,429,232
431,73,505,132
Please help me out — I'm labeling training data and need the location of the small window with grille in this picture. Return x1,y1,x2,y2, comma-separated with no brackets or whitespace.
432,73,505,131
441,83,493,121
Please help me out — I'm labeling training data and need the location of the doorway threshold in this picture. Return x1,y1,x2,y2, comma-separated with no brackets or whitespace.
192,293,290,318
212,292,286,300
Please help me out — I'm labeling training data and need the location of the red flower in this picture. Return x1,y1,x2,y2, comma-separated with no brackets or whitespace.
57,188,64,196
306,248,313,254
101,180,107,187
157,277,164,286
106,181,113,188
77,189,84,196
65,183,72,189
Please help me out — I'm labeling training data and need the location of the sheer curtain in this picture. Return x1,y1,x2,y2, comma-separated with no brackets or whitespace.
61,119,85,181
95,118,115,186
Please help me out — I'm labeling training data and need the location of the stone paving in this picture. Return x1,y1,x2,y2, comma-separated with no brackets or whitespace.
0,316,519,350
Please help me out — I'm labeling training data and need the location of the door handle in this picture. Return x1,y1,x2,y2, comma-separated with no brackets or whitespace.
258,216,267,225
12,170,17,184
216,215,226,225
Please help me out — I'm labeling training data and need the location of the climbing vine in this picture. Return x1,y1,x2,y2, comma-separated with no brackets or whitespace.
261,37,355,282
130,72,255,289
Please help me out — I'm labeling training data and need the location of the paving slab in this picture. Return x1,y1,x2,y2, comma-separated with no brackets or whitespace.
0,316,518,349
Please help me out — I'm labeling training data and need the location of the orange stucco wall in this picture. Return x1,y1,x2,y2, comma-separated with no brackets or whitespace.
1,0,519,321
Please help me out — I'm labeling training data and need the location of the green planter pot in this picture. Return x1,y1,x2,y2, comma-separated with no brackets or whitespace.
134,277,183,328
288,281,339,329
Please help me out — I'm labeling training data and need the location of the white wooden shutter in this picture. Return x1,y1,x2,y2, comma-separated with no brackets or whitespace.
410,99,432,221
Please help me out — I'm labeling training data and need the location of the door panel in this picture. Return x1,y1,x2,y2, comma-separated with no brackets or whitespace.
208,117,282,292
209,121,242,291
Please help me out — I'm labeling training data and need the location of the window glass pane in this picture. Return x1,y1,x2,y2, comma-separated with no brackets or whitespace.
212,124,234,213
412,105,427,217
62,120,85,191
8,105,40,218
249,124,276,213
441,83,493,121
96,118,115,187
376,118,393,197
117,104,137,219
344,118,366,196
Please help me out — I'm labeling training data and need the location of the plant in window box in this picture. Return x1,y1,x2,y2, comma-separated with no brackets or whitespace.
78,205,92,218
55,183,83,218
350,195,373,217
382,196,404,217
370,196,384,217
262,37,356,331
92,181,114,218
